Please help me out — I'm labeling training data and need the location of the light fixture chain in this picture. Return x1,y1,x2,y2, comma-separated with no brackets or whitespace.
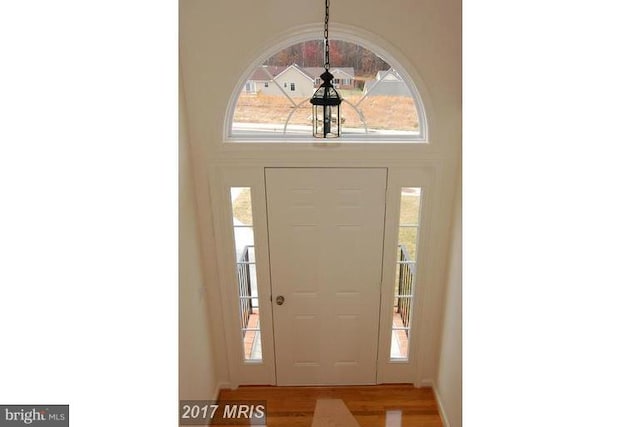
324,0,330,70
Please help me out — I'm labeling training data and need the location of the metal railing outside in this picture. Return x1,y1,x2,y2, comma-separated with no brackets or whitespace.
236,245,254,333
397,244,415,332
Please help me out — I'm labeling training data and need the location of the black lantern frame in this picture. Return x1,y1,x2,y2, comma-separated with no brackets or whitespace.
310,0,342,138
310,70,342,138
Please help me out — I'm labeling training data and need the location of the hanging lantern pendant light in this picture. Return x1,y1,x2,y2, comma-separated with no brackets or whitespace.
310,0,342,138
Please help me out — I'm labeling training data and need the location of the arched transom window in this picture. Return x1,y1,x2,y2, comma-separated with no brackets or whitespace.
227,36,428,142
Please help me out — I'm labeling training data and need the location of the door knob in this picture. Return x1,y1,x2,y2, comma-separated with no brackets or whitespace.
275,295,285,305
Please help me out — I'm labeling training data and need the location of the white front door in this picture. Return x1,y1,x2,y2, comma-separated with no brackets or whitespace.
265,168,387,385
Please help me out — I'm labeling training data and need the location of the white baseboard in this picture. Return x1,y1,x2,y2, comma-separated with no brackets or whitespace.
420,378,433,387
420,379,450,427
432,385,451,427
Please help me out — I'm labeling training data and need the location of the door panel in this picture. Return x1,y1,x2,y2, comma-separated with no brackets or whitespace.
265,168,387,385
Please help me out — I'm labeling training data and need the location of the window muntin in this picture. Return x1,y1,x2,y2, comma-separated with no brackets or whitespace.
229,38,426,141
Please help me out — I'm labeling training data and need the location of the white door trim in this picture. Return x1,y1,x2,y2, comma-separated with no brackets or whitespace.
209,164,438,387
377,167,435,383
210,167,276,386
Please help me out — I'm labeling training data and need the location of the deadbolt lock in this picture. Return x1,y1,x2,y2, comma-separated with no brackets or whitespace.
275,295,285,305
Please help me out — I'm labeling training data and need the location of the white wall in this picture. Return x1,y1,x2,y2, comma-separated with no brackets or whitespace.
179,0,461,396
179,74,218,400
436,170,462,427
179,0,461,159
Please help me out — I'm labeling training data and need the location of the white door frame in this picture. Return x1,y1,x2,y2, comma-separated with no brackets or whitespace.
209,163,437,387
266,167,388,385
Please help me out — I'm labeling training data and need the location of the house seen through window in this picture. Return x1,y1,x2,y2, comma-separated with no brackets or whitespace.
229,39,426,140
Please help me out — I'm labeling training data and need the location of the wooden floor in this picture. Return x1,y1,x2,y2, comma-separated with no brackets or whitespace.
218,384,443,426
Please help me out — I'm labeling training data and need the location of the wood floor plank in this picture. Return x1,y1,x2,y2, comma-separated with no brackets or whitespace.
311,399,360,427
217,385,443,427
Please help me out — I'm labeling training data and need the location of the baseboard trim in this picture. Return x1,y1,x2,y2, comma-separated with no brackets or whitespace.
420,379,450,427
420,378,433,387
432,385,451,427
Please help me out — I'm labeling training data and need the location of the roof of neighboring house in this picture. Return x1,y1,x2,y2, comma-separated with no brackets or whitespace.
304,67,355,79
249,65,288,81
276,64,315,82
363,69,412,97
375,69,402,81
248,64,356,82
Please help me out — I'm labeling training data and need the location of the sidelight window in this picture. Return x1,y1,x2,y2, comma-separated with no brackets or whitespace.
230,187,263,362
390,187,423,360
